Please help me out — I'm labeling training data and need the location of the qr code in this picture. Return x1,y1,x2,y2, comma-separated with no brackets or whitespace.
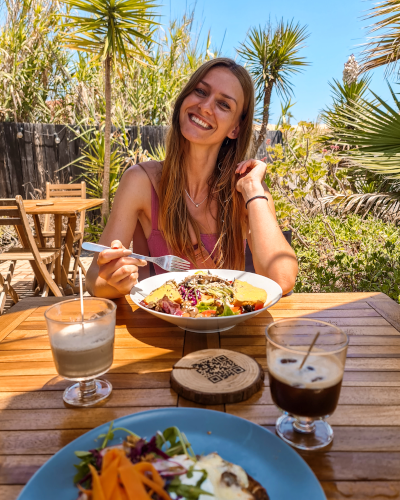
192,355,246,384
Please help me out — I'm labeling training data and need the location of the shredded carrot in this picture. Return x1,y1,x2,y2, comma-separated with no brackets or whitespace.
110,484,128,500
102,449,122,473
133,462,164,486
84,451,172,500
77,484,92,496
100,456,120,500
139,474,172,500
88,464,106,500
118,466,151,500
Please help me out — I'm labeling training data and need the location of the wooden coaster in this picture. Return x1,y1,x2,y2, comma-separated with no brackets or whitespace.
171,348,264,405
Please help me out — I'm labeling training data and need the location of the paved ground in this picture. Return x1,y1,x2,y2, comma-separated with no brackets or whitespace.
0,254,94,314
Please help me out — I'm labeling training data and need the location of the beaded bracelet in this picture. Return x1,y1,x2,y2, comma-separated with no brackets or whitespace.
245,195,268,210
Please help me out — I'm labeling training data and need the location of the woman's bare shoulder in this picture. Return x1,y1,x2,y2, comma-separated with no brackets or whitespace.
113,164,152,213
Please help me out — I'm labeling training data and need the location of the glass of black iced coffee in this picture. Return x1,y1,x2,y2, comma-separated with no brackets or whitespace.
266,318,348,450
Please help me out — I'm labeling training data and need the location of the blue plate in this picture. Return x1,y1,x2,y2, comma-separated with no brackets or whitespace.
18,408,326,500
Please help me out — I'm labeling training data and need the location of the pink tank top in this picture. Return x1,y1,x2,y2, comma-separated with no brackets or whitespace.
147,184,219,274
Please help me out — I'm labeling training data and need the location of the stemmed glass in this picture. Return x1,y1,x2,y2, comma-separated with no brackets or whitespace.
45,298,116,407
266,318,348,450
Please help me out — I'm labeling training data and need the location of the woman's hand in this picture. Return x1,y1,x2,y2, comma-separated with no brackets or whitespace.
235,159,267,203
96,240,147,295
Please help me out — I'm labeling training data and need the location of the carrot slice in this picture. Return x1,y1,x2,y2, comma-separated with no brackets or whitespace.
118,466,151,500
133,462,164,486
77,484,92,496
102,449,123,473
88,464,106,500
100,456,120,500
111,484,129,500
139,475,171,500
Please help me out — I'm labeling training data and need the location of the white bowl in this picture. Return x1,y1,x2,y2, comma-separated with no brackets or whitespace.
130,269,282,333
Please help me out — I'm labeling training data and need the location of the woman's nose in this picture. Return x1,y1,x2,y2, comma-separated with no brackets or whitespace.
198,96,214,115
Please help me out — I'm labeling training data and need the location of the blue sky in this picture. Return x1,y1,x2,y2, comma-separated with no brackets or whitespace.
159,0,395,124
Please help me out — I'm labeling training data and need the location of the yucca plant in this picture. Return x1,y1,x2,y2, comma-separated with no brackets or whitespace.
321,75,372,133
60,0,158,222
276,98,296,128
237,20,309,157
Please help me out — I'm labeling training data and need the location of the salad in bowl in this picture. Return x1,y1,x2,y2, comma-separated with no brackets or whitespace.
130,270,282,333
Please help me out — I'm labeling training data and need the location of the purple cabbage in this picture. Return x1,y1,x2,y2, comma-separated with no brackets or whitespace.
129,436,169,463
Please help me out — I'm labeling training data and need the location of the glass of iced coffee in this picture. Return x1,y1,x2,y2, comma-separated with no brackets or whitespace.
45,298,116,407
266,318,348,450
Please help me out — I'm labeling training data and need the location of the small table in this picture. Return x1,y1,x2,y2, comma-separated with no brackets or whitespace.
0,292,399,499
23,198,104,294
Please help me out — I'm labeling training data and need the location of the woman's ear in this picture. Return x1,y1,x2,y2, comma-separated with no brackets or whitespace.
227,123,240,139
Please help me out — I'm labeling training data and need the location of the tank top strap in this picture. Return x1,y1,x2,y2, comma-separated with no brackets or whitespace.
136,160,163,231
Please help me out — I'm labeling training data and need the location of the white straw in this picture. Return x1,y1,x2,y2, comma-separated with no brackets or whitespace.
78,267,84,323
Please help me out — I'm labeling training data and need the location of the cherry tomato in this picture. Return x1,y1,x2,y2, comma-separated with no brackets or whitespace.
201,310,217,317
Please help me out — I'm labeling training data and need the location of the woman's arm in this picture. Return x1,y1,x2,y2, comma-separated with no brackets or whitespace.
236,159,298,295
86,166,151,298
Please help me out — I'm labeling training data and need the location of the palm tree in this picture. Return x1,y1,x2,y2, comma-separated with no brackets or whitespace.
276,98,296,128
237,20,309,157
361,0,400,76
60,0,158,222
322,82,400,219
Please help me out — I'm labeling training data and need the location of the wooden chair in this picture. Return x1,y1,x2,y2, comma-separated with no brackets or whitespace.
0,196,62,314
42,182,86,286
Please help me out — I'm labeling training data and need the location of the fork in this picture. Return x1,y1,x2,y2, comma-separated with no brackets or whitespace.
82,242,191,273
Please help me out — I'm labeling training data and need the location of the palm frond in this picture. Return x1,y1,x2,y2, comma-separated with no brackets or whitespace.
328,82,400,176
320,191,400,220
361,0,400,76
60,0,158,66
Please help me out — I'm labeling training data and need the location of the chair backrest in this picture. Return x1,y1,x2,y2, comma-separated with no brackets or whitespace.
0,196,45,262
43,181,86,234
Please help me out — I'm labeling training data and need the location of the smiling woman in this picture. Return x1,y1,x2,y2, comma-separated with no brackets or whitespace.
86,58,298,299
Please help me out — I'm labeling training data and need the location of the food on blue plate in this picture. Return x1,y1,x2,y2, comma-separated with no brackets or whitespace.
140,272,267,318
74,423,269,500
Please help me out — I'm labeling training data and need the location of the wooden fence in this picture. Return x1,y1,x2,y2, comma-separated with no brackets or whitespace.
0,122,282,199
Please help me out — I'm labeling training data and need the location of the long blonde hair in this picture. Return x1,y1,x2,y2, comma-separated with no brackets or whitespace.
158,58,255,269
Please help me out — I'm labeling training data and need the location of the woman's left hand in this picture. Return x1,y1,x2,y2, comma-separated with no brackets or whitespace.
235,158,267,202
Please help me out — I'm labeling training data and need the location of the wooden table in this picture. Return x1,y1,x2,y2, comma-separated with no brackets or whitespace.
23,198,104,294
0,292,399,500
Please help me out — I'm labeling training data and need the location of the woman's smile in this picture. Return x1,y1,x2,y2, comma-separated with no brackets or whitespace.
188,112,213,130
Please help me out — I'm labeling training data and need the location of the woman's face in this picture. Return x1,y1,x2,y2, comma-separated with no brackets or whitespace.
179,67,245,146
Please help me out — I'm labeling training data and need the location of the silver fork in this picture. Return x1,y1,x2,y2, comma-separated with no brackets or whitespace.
82,242,191,272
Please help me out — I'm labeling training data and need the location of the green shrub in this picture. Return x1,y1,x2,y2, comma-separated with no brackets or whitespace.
292,214,400,302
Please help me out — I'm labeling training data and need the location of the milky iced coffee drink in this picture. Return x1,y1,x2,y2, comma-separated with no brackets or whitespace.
45,298,116,407
268,349,343,418
50,321,115,380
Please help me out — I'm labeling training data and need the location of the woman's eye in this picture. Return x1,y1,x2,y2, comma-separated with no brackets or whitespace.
219,101,230,110
195,88,206,96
